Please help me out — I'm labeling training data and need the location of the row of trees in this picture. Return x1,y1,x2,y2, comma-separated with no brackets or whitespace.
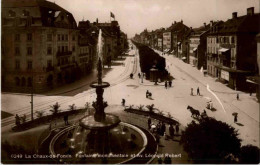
132,41,166,79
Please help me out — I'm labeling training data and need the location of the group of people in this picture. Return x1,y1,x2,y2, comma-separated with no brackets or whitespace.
148,117,180,141
164,80,172,89
149,121,166,137
15,114,26,126
191,87,200,96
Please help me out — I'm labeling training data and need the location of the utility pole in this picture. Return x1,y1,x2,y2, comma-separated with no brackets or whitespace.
30,74,34,121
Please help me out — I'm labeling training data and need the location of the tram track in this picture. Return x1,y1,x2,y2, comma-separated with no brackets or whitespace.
2,51,138,127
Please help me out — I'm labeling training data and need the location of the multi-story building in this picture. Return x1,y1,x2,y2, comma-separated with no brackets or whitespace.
189,22,218,70
178,28,192,63
2,0,79,92
171,20,189,58
163,30,171,52
206,7,260,90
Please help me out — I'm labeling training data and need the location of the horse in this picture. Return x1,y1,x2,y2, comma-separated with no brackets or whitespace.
187,106,200,118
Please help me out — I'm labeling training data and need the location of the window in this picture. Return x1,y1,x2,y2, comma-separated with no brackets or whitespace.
8,10,16,17
231,37,235,44
58,34,61,41
65,34,68,41
47,46,52,55
15,47,20,55
27,47,32,55
216,37,219,43
65,46,68,52
15,34,20,41
72,45,75,52
62,35,64,41
47,34,52,41
27,33,32,41
27,77,32,87
47,60,52,68
27,60,32,70
62,46,64,52
15,77,20,86
58,46,61,52
15,60,20,70
72,35,75,41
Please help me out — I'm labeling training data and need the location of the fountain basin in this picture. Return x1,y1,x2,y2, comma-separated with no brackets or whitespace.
90,82,110,88
79,114,121,130
49,122,148,164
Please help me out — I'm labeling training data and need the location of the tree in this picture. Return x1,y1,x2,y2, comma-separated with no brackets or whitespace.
68,104,76,111
180,117,241,163
146,104,157,113
239,145,260,164
50,102,60,115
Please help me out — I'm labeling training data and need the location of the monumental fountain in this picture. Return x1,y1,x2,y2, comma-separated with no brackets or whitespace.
48,29,156,164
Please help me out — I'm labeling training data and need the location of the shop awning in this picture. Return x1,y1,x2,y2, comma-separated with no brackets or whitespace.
218,48,229,53
177,42,181,45
182,57,186,60
193,47,197,51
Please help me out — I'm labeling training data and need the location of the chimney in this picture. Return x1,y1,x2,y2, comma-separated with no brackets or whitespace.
247,7,254,16
190,27,192,30
204,23,206,27
232,12,237,19
174,21,177,24
96,18,99,23
181,19,183,24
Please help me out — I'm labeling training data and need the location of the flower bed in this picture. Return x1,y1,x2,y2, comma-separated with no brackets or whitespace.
124,107,179,125
12,109,88,132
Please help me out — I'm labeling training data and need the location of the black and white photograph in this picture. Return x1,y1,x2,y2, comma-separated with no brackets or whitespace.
1,0,260,164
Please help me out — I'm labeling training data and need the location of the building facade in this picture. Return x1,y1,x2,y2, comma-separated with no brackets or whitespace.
2,0,79,92
206,7,260,90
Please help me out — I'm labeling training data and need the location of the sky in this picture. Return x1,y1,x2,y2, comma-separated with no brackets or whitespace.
53,0,259,38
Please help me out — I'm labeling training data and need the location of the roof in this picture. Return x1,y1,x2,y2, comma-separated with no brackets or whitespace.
215,13,260,34
2,0,68,12
2,0,77,28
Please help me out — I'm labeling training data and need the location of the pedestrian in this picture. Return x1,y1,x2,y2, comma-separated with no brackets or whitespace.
146,90,149,98
157,157,162,164
163,155,172,164
175,124,179,134
138,73,141,78
156,122,161,135
191,88,193,95
161,122,166,136
237,93,239,100
22,114,26,123
121,99,126,106
197,87,200,95
148,117,151,129
15,114,20,126
169,80,172,87
234,114,238,123
169,124,175,140
64,114,69,125
165,81,168,89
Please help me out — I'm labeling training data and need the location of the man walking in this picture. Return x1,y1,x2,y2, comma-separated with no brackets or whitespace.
169,80,172,88
165,81,168,89
237,93,239,100
191,88,193,95
197,87,200,95
148,117,151,129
